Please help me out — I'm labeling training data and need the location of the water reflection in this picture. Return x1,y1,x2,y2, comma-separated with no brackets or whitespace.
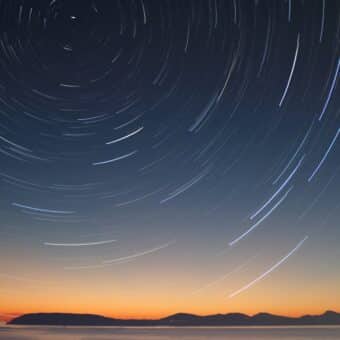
1,326,340,340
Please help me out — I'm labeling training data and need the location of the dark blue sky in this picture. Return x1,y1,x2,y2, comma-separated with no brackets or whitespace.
0,0,340,318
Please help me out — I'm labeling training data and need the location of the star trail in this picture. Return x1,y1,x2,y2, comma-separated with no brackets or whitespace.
0,0,340,319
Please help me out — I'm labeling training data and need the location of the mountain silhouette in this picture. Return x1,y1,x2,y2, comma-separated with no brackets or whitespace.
8,310,340,326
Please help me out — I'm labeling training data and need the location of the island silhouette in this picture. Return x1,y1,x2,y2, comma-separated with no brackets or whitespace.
8,310,340,326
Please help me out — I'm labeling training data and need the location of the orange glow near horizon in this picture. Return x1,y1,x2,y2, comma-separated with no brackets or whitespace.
2,264,340,323
2,233,340,324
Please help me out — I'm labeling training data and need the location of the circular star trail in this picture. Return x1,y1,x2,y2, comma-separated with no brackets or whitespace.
0,0,340,306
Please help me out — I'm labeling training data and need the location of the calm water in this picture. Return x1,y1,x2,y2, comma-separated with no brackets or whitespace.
1,326,340,340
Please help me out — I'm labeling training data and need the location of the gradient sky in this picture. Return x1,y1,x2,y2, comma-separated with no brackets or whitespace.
1,0,340,322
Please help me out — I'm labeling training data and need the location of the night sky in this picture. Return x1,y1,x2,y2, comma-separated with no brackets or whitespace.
1,0,340,320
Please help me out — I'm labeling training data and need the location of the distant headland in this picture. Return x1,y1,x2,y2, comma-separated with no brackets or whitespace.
8,310,340,326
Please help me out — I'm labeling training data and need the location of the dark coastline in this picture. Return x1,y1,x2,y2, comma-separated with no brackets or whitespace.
8,310,340,327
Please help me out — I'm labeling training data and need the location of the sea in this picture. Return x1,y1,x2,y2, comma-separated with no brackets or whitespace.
1,326,340,340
